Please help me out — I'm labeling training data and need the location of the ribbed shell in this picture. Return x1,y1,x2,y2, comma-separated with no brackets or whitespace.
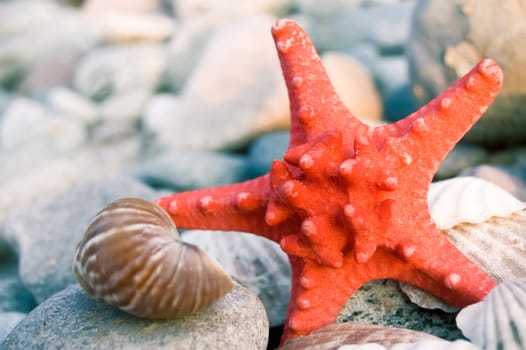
73,197,234,319
402,210,526,312
428,177,525,230
457,278,526,350
181,229,291,327
278,322,441,349
445,210,526,283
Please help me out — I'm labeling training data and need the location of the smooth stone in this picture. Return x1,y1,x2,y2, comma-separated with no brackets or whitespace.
173,0,291,17
46,86,99,125
435,143,488,179
0,312,26,343
182,230,291,327
370,55,409,101
0,3,98,89
307,2,416,52
460,164,526,201
73,44,166,101
408,0,526,146
82,0,162,14
127,149,250,191
166,14,226,91
20,49,84,98
3,177,158,304
0,1,61,38
2,283,269,350
0,137,140,234
383,84,419,122
247,131,289,177
0,256,36,313
89,12,176,44
151,15,289,151
322,52,383,122
98,89,152,128
0,97,86,153
292,0,363,18
337,279,463,340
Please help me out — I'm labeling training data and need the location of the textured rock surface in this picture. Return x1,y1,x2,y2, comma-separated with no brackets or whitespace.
127,149,251,190
182,230,291,327
337,279,463,340
0,312,26,343
2,177,158,303
2,283,269,350
408,0,526,145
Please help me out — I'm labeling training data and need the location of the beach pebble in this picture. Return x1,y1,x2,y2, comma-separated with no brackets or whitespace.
145,15,289,151
73,44,166,101
0,1,98,89
82,0,162,14
166,15,226,91
0,97,86,154
337,279,463,340
322,52,383,122
20,50,84,98
1,283,268,350
0,138,141,228
172,0,291,17
306,2,416,52
435,143,488,179
460,164,526,201
89,12,176,44
128,149,250,191
247,131,289,177
2,177,158,304
46,86,99,125
182,230,291,327
408,0,526,146
0,256,36,313
0,312,26,343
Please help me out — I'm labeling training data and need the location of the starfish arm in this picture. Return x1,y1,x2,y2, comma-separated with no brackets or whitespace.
155,176,281,241
376,59,503,176
271,19,367,148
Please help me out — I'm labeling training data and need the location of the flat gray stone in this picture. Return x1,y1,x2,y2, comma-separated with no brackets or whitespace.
0,312,26,343
3,177,158,304
337,279,463,340
127,149,250,191
0,255,36,313
2,283,269,350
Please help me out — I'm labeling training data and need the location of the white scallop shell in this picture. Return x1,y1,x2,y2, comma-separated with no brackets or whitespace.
401,210,526,312
428,176,525,230
457,278,526,350
181,229,291,327
445,210,526,283
337,339,477,350
278,322,475,350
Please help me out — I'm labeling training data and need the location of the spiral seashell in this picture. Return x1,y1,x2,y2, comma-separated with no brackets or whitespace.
457,278,526,350
73,197,234,319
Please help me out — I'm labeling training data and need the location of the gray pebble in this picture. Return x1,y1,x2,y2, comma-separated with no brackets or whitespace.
3,177,158,303
2,283,269,350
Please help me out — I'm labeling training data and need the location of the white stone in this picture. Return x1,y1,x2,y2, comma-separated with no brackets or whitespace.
148,15,290,150
47,87,99,125
322,52,383,122
173,0,291,17
89,12,176,44
82,0,162,14
73,44,167,100
0,97,86,154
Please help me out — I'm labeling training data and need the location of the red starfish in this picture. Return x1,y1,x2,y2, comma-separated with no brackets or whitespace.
155,19,502,343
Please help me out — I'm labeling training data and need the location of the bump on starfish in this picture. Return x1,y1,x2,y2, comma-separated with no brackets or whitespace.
155,19,503,344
